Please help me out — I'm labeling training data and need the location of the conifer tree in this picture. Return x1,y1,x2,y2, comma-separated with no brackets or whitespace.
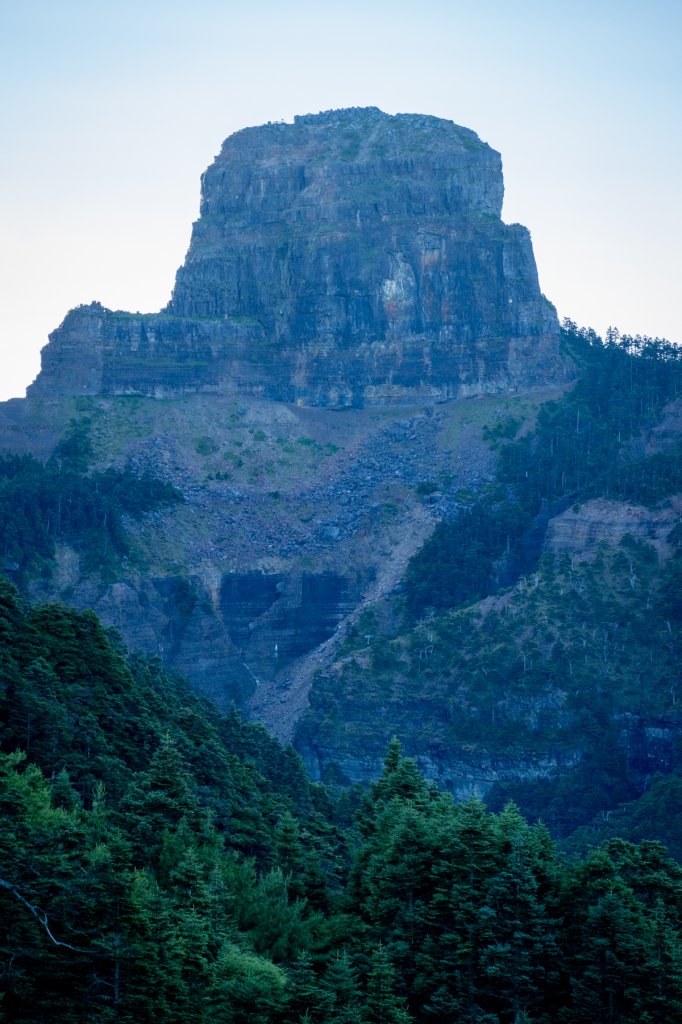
364,944,411,1024
324,949,364,1024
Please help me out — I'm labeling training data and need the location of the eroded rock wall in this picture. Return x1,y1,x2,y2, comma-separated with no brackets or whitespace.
28,108,568,407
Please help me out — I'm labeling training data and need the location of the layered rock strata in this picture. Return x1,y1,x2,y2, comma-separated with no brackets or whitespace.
28,107,567,406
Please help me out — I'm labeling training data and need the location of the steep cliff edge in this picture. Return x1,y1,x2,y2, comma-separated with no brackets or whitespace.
28,107,567,406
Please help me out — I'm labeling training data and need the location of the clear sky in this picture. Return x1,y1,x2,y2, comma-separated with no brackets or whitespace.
1,0,680,400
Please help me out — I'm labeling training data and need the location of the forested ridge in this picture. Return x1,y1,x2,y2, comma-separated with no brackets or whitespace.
405,322,682,616
303,532,682,851
297,322,682,855
2,322,682,1021
2,578,682,1023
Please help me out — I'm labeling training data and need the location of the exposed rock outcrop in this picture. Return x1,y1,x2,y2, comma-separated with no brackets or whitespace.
293,524,682,794
545,498,680,561
28,108,568,407
32,563,365,710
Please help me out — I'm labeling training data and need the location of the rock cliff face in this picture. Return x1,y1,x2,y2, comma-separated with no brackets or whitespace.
29,107,567,406
544,498,681,561
38,561,365,710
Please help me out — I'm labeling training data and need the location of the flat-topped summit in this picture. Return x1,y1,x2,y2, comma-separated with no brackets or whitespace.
30,107,568,406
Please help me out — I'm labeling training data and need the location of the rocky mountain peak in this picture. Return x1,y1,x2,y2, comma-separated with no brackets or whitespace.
29,108,569,406
167,107,506,321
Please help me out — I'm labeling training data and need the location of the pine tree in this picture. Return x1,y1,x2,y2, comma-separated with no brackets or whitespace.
364,944,411,1024
479,803,560,1021
207,942,287,1024
285,950,334,1023
323,949,364,1024
117,734,206,865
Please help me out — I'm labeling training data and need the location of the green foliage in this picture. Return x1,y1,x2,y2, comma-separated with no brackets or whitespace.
309,533,682,851
415,480,438,496
194,435,219,456
483,413,522,443
348,747,682,1023
0,422,181,576
405,497,527,614
208,944,287,1023
659,546,682,624
406,324,682,617
1,608,682,1022
565,774,682,862
0,578,339,1022
2,314,682,1020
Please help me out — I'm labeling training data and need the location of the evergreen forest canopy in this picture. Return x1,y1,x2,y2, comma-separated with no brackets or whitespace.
1,576,682,1024
405,322,682,616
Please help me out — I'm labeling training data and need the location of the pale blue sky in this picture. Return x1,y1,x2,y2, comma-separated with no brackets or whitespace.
1,0,680,400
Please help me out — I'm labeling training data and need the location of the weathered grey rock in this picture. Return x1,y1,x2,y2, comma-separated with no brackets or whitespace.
28,108,569,406
302,744,581,800
27,566,365,711
0,109,602,798
544,498,680,561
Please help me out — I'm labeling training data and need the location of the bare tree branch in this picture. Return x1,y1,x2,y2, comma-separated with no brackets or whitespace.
0,877,95,955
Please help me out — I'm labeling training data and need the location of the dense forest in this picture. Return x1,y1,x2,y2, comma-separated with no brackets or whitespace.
2,577,682,1023
303,530,682,847
405,323,682,616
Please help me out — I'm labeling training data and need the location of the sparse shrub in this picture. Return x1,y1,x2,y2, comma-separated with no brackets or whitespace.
195,435,219,456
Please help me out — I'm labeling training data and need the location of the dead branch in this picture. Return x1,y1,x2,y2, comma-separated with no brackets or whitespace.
0,877,97,955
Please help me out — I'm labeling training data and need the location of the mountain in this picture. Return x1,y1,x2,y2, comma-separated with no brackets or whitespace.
290,327,682,840
1,109,680,849
27,107,566,406
0,107,568,710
